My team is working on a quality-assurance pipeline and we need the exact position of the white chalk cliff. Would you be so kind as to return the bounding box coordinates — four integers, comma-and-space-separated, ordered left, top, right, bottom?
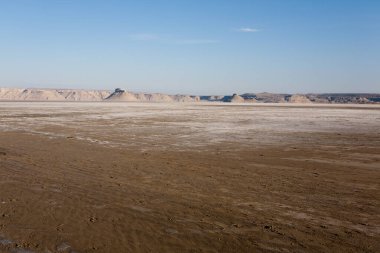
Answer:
0, 87, 379, 104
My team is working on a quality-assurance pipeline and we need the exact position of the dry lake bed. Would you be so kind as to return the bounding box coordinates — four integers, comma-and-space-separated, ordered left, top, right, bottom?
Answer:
0, 102, 379, 252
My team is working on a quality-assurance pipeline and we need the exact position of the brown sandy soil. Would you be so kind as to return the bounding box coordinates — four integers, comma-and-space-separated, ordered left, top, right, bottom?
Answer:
0, 103, 379, 253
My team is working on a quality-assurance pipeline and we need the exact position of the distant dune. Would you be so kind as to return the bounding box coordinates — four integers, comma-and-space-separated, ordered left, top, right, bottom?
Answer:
0, 87, 379, 104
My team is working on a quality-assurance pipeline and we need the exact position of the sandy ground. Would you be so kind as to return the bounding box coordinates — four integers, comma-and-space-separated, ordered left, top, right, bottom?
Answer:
0, 102, 379, 253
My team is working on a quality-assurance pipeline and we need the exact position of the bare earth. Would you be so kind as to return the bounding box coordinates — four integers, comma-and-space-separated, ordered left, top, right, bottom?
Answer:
0, 102, 379, 253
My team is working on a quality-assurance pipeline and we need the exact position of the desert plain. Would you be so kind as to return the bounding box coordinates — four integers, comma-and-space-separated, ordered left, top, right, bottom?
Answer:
0, 102, 379, 253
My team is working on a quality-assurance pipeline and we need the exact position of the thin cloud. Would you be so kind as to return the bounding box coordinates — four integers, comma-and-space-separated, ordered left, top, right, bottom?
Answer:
129, 33, 159, 41
238, 27, 260, 33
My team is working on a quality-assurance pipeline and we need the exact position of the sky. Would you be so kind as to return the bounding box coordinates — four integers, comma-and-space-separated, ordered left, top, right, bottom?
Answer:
0, 0, 379, 95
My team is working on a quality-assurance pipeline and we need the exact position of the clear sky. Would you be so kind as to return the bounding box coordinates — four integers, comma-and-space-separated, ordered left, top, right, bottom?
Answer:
0, 0, 379, 94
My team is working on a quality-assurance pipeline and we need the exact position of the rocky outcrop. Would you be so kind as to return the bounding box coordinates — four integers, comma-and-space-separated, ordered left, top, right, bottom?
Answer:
106, 89, 139, 101
1, 87, 379, 104
0, 88, 111, 101
173, 95, 200, 102
245, 98, 258, 103
106, 89, 200, 102
287, 94, 312, 103
60, 90, 110, 101
200, 95, 224, 102
145, 93, 173, 102
243, 92, 289, 103
229, 94, 245, 103
308, 94, 376, 104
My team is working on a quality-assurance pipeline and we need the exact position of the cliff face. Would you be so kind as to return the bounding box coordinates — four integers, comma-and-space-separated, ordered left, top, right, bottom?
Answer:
238, 92, 380, 104
105, 90, 139, 101
0, 88, 200, 102
0, 88, 379, 104
307, 94, 378, 104
105, 89, 200, 102
287, 94, 312, 103
0, 88, 111, 101
230, 94, 245, 103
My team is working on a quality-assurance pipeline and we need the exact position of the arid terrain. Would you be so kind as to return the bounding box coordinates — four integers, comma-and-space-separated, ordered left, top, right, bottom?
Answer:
1, 87, 380, 104
0, 102, 379, 253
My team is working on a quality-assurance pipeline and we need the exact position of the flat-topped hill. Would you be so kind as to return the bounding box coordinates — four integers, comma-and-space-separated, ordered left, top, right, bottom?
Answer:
0, 88, 379, 104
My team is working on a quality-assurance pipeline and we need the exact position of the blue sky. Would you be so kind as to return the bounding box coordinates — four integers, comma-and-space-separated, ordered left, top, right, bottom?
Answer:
0, 0, 379, 94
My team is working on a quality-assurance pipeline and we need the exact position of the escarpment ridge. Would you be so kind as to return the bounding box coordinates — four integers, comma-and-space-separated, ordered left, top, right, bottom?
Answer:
0, 88, 379, 104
